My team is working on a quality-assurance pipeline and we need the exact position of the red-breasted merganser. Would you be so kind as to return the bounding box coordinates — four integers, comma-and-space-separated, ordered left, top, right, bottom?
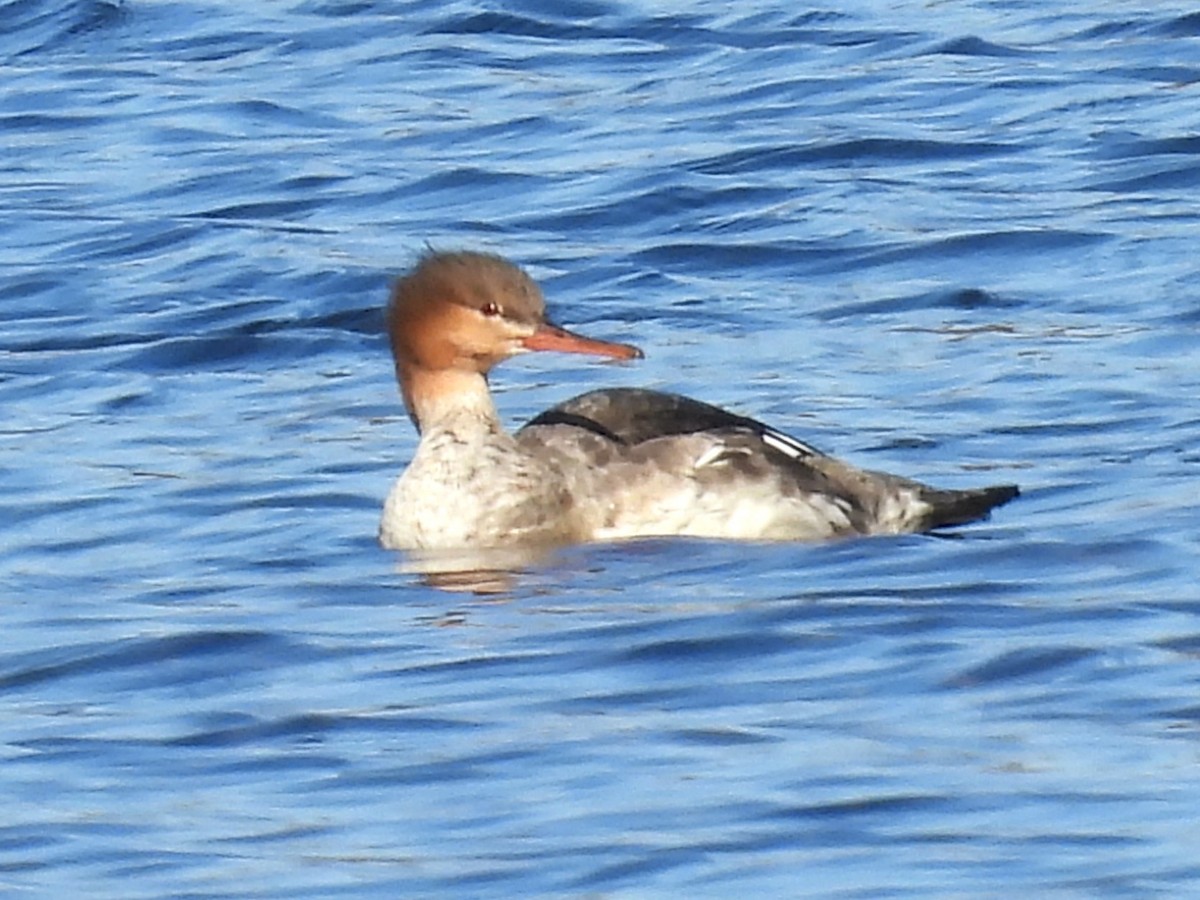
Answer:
379, 250, 1018, 550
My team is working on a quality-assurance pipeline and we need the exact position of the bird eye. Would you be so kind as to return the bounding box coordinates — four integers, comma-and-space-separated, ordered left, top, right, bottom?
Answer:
480, 301, 502, 317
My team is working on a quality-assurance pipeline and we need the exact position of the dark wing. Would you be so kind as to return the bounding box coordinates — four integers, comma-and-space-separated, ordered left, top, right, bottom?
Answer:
521, 388, 825, 460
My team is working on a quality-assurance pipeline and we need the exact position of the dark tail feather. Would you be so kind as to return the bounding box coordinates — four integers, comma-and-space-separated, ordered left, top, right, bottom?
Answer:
919, 484, 1020, 531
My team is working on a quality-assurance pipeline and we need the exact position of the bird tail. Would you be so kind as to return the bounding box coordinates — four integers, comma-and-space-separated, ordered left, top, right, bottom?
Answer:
918, 483, 1020, 531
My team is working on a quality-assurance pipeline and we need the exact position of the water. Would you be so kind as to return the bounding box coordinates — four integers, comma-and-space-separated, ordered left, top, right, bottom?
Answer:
3, 0, 1200, 895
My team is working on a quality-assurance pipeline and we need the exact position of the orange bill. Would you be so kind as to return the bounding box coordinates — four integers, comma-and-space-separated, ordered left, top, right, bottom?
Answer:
522, 321, 643, 360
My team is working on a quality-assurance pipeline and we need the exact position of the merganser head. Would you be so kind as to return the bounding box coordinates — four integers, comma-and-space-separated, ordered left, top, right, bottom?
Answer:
387, 251, 642, 376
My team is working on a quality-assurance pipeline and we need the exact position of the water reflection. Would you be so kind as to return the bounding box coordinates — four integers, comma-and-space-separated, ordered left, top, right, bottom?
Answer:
395, 545, 557, 594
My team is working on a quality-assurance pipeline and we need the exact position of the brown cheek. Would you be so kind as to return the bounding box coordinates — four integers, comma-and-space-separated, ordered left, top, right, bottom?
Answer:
391, 306, 451, 369
439, 305, 499, 368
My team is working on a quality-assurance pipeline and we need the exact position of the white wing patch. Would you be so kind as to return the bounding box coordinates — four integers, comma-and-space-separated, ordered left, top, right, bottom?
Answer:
694, 442, 751, 469
693, 427, 819, 470
760, 429, 820, 459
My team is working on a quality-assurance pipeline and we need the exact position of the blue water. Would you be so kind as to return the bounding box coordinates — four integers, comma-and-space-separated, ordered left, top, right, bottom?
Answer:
3, 0, 1200, 895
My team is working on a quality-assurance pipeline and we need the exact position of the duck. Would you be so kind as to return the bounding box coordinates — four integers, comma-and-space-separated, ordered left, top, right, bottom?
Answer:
379, 250, 1018, 551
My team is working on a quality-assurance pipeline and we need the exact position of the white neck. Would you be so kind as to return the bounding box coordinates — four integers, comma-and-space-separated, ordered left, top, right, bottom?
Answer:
399, 364, 500, 434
